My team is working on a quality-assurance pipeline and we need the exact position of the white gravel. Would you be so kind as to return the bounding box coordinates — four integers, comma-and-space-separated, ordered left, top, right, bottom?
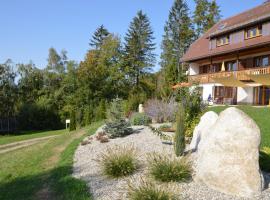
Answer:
73, 125, 270, 200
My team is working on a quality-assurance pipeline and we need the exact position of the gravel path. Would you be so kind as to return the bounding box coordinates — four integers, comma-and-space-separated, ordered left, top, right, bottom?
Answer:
73, 125, 270, 200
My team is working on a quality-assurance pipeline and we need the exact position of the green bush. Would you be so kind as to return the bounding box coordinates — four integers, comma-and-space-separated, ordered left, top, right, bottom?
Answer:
128, 180, 177, 200
69, 109, 76, 131
104, 98, 133, 138
104, 119, 133, 138
174, 104, 185, 156
148, 154, 191, 182
185, 116, 200, 138
130, 113, 151, 125
98, 146, 138, 178
259, 147, 270, 173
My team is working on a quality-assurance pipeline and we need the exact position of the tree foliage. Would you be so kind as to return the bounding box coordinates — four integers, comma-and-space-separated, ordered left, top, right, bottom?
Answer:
89, 25, 110, 49
193, 0, 221, 38
160, 0, 194, 97
123, 10, 156, 87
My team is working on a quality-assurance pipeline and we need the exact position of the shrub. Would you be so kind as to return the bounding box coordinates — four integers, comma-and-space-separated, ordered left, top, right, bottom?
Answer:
174, 104, 185, 156
69, 108, 76, 131
128, 180, 177, 200
104, 98, 133, 138
130, 113, 151, 125
185, 116, 200, 138
144, 97, 177, 123
98, 146, 138, 178
158, 124, 175, 132
177, 87, 206, 138
259, 147, 270, 173
96, 131, 109, 143
104, 119, 133, 138
148, 154, 191, 183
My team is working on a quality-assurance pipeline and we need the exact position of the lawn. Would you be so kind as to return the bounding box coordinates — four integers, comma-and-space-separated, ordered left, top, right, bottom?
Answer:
0, 129, 67, 145
0, 121, 103, 200
207, 106, 270, 148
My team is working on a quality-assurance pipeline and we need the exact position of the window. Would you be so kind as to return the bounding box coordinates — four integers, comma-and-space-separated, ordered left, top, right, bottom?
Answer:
217, 35, 230, 47
226, 61, 237, 71
262, 56, 269, 67
254, 56, 269, 67
199, 65, 210, 74
245, 25, 262, 39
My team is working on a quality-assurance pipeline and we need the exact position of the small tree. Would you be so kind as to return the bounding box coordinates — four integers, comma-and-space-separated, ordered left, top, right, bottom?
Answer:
174, 103, 185, 156
69, 108, 76, 131
103, 98, 133, 138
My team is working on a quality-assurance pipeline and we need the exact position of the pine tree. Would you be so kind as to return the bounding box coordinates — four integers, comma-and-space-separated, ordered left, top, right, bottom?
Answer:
193, 0, 209, 37
194, 0, 221, 38
206, 0, 221, 31
160, 0, 194, 93
123, 10, 156, 87
89, 25, 110, 49
174, 103, 185, 156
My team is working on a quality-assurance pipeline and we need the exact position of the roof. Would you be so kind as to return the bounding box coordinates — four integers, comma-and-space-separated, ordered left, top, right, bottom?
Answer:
182, 1, 270, 62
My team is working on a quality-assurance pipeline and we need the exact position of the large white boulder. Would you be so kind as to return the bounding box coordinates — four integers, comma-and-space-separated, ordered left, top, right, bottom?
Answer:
195, 107, 264, 198
189, 111, 218, 152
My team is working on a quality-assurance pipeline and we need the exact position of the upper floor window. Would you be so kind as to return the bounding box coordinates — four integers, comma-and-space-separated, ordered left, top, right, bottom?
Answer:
245, 25, 262, 39
254, 56, 269, 67
226, 61, 237, 71
216, 35, 230, 47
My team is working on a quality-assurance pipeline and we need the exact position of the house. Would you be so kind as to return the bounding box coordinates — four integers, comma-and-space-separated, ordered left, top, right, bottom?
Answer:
181, 1, 270, 105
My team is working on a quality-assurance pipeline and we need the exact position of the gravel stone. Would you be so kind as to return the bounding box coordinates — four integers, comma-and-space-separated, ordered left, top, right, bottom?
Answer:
73, 125, 270, 200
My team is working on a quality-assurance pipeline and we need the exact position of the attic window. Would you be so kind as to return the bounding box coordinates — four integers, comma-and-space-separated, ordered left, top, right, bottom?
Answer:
245, 25, 262, 39
216, 35, 230, 47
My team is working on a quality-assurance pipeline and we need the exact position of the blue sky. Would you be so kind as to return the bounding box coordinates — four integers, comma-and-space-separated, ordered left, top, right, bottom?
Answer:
0, 0, 266, 70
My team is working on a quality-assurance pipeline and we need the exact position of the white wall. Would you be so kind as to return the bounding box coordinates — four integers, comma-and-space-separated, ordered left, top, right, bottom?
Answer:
189, 63, 199, 75
237, 87, 254, 104
201, 83, 214, 101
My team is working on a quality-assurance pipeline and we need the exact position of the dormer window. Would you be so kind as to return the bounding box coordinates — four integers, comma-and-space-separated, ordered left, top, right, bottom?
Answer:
245, 25, 262, 39
216, 35, 230, 47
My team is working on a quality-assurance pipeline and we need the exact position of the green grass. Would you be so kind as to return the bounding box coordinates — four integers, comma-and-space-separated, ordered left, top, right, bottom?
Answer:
0, 129, 67, 145
207, 106, 270, 147
0, 121, 103, 200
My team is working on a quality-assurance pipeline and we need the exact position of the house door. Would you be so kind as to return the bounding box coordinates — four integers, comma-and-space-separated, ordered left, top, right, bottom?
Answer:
213, 86, 237, 105
254, 86, 270, 105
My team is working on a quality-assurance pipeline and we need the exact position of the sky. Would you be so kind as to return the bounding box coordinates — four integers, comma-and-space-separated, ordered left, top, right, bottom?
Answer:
0, 0, 266, 71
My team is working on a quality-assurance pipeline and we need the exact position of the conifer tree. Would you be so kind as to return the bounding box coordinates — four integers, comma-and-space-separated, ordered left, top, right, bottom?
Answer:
174, 103, 185, 156
160, 0, 194, 94
206, 0, 221, 31
123, 10, 156, 87
194, 0, 221, 38
89, 25, 110, 49
193, 0, 209, 37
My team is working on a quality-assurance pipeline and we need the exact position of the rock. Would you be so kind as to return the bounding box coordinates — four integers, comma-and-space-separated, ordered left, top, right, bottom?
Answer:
189, 111, 218, 152
195, 107, 264, 198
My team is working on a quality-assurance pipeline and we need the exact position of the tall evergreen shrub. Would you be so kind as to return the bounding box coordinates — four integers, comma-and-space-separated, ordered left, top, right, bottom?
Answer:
174, 103, 185, 156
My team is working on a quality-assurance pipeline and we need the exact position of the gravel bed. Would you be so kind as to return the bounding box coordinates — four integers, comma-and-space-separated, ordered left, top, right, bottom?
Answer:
73, 125, 270, 200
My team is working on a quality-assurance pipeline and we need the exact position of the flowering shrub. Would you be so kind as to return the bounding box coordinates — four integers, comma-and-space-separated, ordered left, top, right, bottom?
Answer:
130, 113, 151, 125
144, 97, 177, 123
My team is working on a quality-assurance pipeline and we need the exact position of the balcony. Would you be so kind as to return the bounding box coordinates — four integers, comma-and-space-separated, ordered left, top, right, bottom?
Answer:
188, 66, 270, 84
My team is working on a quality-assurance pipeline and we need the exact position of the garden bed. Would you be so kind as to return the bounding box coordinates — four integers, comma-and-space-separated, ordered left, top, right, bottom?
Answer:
73, 125, 270, 200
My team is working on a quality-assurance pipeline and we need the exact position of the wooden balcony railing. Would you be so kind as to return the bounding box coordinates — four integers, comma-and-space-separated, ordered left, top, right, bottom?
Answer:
188, 66, 270, 84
